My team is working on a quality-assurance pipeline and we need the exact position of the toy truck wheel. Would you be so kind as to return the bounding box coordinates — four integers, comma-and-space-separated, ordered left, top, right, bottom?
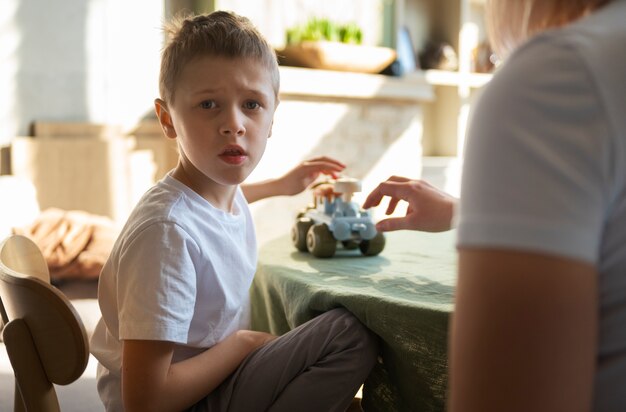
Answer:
292, 218, 314, 252
359, 232, 386, 256
306, 223, 336, 258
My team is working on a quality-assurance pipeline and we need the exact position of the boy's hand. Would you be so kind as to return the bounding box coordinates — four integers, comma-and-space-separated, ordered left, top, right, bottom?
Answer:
363, 175, 457, 233
277, 156, 346, 196
235, 330, 278, 351
242, 156, 345, 203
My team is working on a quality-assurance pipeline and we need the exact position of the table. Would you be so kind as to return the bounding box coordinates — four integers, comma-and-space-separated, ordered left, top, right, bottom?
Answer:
250, 230, 457, 412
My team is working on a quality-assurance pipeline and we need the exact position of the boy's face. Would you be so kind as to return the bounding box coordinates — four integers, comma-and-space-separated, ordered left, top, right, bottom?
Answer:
161, 55, 277, 191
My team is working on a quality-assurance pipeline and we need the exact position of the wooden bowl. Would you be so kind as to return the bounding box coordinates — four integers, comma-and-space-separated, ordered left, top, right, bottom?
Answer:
277, 41, 397, 74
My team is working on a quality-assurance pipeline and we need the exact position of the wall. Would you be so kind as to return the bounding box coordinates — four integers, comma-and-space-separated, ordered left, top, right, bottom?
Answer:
0, 0, 163, 145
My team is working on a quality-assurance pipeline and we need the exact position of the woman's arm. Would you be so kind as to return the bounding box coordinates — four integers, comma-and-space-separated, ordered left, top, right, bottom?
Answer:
448, 248, 597, 412
122, 330, 276, 412
242, 156, 345, 203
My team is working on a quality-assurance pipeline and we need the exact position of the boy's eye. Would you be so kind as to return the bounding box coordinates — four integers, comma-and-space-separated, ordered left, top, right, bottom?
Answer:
200, 100, 215, 109
244, 101, 260, 110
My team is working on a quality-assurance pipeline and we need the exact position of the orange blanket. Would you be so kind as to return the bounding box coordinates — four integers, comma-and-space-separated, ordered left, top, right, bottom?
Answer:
13, 208, 118, 281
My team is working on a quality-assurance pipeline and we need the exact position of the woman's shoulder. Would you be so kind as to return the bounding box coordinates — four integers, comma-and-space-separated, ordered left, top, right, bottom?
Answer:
481, 4, 625, 145
475, 24, 606, 129
498, 1, 626, 90
466, 19, 615, 170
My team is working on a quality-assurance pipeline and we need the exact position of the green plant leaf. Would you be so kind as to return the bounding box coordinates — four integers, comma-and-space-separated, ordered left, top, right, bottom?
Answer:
285, 18, 363, 45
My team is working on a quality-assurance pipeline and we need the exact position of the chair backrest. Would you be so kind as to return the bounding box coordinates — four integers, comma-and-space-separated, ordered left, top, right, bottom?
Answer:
0, 235, 89, 412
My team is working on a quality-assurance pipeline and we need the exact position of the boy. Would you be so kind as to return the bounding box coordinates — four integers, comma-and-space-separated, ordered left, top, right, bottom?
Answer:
89, 10, 379, 412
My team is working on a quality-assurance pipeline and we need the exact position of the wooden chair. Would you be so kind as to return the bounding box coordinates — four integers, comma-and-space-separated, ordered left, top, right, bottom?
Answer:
0, 234, 89, 412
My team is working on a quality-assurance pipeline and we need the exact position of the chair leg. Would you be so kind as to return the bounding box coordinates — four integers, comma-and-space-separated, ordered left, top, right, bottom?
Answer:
3, 319, 60, 412
14, 382, 25, 412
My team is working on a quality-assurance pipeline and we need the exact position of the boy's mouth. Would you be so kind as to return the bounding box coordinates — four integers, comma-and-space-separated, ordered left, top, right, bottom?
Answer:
219, 145, 247, 165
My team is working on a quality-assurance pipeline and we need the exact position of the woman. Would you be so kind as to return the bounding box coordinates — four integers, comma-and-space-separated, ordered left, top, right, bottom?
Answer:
364, 0, 626, 410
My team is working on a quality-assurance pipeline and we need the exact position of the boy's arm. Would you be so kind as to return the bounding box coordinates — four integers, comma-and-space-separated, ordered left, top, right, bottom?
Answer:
242, 156, 345, 203
122, 330, 276, 412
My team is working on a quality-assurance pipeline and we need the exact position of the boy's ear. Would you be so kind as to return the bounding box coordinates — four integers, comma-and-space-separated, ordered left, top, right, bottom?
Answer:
154, 98, 177, 139
267, 98, 279, 139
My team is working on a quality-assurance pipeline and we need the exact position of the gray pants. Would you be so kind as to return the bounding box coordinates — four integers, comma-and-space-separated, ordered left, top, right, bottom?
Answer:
189, 308, 379, 412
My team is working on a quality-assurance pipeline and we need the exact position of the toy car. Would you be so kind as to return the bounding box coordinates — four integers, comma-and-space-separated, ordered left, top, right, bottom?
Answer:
291, 177, 385, 258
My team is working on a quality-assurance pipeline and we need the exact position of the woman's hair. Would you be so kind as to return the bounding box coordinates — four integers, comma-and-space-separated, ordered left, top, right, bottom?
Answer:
158, 11, 279, 104
486, 0, 613, 57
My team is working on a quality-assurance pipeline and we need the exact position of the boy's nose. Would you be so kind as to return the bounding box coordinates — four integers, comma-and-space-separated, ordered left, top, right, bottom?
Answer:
219, 109, 246, 136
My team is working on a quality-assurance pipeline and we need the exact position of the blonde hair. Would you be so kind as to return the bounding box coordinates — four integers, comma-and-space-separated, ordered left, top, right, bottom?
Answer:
159, 11, 279, 104
486, 0, 612, 57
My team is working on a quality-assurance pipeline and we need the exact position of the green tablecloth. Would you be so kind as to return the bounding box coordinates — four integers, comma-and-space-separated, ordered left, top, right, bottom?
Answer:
250, 230, 457, 412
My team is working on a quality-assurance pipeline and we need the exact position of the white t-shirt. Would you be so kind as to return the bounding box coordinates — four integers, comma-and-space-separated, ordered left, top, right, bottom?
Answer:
458, 1, 626, 409
90, 174, 257, 411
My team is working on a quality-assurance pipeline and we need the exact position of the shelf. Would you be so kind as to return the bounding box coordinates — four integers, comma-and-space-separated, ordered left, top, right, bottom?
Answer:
278, 66, 435, 103
405, 69, 492, 88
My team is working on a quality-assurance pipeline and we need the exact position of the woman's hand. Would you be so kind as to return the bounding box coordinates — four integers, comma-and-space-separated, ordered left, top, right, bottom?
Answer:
363, 175, 457, 232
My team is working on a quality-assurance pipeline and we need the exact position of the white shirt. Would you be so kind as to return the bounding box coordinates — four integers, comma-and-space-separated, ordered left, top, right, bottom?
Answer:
458, 1, 626, 409
90, 174, 257, 411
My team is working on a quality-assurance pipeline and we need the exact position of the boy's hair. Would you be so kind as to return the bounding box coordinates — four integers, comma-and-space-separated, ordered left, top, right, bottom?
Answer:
486, 0, 612, 57
159, 10, 279, 104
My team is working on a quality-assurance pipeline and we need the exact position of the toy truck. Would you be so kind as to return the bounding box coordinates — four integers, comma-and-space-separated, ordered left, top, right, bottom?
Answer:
291, 177, 385, 258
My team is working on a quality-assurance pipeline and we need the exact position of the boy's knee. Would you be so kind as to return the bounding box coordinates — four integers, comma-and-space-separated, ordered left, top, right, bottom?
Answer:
325, 308, 380, 355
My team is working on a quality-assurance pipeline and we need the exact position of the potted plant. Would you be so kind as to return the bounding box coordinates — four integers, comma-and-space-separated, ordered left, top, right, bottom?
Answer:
277, 18, 396, 74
